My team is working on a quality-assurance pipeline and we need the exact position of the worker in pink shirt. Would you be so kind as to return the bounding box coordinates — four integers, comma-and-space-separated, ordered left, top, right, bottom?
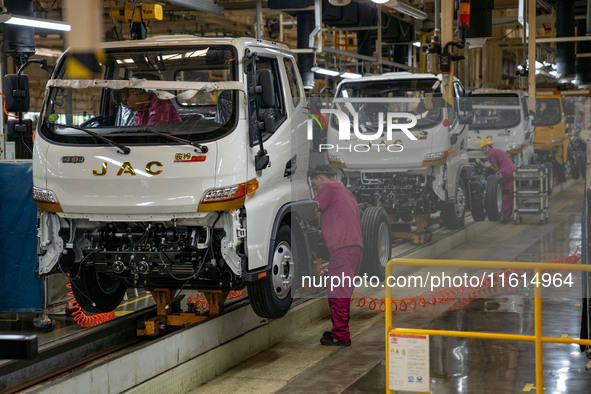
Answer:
310, 165, 364, 346
119, 88, 181, 126
478, 138, 516, 223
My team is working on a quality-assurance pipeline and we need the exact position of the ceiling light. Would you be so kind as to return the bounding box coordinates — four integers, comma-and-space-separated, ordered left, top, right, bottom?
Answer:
341, 72, 362, 79
413, 41, 421, 47
312, 66, 340, 76
0, 14, 71, 31
380, 0, 428, 20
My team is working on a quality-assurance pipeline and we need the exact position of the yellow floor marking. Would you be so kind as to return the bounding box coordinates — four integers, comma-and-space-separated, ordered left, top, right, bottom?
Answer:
576, 303, 581, 307
116, 294, 152, 309
114, 310, 134, 317
560, 333, 578, 339
523, 383, 545, 391
550, 195, 580, 215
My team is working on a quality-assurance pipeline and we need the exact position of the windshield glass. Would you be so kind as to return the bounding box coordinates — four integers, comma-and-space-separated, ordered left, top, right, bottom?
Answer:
332, 78, 444, 132
39, 46, 239, 145
534, 97, 561, 127
470, 94, 521, 129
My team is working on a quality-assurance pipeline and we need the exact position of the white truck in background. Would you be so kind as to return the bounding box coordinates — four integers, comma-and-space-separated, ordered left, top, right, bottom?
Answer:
26, 36, 316, 320
323, 72, 490, 277
465, 89, 535, 221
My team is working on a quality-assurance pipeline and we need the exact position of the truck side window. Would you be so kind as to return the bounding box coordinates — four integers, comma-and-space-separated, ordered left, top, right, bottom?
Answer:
248, 55, 286, 145
283, 57, 301, 107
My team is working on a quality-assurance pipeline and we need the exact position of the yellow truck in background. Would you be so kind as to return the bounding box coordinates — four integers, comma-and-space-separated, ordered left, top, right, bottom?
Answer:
533, 90, 590, 183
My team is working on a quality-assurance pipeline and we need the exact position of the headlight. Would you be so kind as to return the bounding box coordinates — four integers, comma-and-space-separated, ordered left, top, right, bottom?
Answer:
551, 138, 564, 143
198, 179, 258, 212
32, 186, 63, 212
327, 154, 346, 168
422, 150, 452, 166
507, 143, 526, 155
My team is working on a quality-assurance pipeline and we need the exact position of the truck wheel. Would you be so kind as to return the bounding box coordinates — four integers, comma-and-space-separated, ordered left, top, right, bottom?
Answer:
572, 158, 581, 180
247, 225, 294, 319
556, 162, 567, 183
360, 207, 391, 280
485, 174, 502, 222
471, 188, 486, 222
543, 161, 553, 195
70, 263, 127, 313
442, 181, 466, 229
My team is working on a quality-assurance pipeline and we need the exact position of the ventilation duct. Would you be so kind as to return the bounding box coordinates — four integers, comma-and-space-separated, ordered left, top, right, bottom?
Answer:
297, 12, 315, 90
555, 0, 576, 80
576, 19, 591, 86
3, 0, 35, 66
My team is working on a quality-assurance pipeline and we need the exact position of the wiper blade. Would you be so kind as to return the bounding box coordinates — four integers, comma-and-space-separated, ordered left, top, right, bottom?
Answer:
137, 128, 208, 153
49, 122, 130, 155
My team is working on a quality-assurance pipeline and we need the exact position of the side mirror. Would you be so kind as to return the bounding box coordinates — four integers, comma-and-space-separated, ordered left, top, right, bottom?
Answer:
7, 118, 33, 136
257, 70, 275, 108
459, 114, 472, 125
4, 74, 30, 112
458, 97, 473, 112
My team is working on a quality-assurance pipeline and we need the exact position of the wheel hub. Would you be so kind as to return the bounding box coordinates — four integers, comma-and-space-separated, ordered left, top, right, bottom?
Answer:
271, 241, 294, 299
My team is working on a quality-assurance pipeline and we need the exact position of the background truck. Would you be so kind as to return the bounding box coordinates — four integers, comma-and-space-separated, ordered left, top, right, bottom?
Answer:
321, 72, 482, 277
465, 89, 534, 221
532, 90, 591, 184
28, 36, 316, 321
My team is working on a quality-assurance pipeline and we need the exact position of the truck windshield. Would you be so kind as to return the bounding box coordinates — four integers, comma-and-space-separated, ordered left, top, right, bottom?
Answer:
470, 94, 521, 129
533, 97, 562, 127
39, 46, 239, 145
332, 78, 444, 132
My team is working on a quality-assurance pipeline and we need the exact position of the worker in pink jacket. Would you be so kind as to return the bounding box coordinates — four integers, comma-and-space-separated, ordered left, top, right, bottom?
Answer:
310, 165, 364, 346
478, 138, 516, 223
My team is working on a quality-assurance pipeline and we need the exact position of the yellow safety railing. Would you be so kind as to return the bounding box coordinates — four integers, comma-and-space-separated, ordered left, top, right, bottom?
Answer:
385, 258, 591, 394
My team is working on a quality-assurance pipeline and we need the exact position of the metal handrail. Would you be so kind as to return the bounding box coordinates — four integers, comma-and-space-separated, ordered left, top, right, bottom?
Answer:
385, 258, 591, 394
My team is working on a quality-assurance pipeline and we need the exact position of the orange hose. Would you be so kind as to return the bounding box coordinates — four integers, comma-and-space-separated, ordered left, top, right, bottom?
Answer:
64, 277, 115, 328
352, 246, 581, 314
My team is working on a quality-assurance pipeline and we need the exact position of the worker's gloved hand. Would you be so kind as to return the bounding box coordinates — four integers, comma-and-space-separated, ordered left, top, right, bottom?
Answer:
478, 159, 491, 168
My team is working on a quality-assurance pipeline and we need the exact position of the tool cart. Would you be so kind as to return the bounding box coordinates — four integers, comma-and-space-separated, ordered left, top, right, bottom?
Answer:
512, 165, 550, 224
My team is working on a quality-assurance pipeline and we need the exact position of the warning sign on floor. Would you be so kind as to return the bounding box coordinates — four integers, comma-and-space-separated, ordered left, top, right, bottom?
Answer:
388, 332, 430, 392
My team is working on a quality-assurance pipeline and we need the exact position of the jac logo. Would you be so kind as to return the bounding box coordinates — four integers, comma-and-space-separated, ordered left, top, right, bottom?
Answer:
92, 161, 163, 176
306, 108, 418, 141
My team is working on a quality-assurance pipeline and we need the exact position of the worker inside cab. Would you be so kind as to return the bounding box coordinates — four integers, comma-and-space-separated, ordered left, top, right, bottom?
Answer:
116, 74, 181, 126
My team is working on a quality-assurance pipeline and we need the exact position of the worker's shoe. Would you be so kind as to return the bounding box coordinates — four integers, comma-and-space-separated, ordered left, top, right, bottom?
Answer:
320, 333, 351, 346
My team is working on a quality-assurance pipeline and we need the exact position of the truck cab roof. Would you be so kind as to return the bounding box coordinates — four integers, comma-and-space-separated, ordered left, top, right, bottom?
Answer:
99, 35, 292, 55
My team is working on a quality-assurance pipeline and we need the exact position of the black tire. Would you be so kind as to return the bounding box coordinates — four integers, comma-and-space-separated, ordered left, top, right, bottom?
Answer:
442, 181, 467, 229
70, 262, 127, 313
581, 157, 587, 180
485, 174, 503, 222
556, 161, 567, 183
471, 183, 487, 222
247, 225, 294, 319
360, 207, 391, 280
573, 158, 581, 180
543, 161, 553, 196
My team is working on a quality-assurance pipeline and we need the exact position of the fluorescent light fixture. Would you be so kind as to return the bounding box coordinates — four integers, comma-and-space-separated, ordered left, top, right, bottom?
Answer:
549, 70, 558, 77
312, 66, 340, 76
535, 60, 543, 69
413, 41, 421, 47
381, 0, 428, 20
341, 72, 362, 79
371, 0, 390, 3
0, 14, 71, 31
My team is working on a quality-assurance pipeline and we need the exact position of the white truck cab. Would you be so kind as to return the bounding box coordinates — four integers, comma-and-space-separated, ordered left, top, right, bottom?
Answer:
323, 72, 472, 275
32, 36, 315, 318
466, 89, 534, 167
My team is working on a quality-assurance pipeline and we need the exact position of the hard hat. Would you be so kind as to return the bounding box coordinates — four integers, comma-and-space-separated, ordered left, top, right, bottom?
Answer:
479, 138, 493, 149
